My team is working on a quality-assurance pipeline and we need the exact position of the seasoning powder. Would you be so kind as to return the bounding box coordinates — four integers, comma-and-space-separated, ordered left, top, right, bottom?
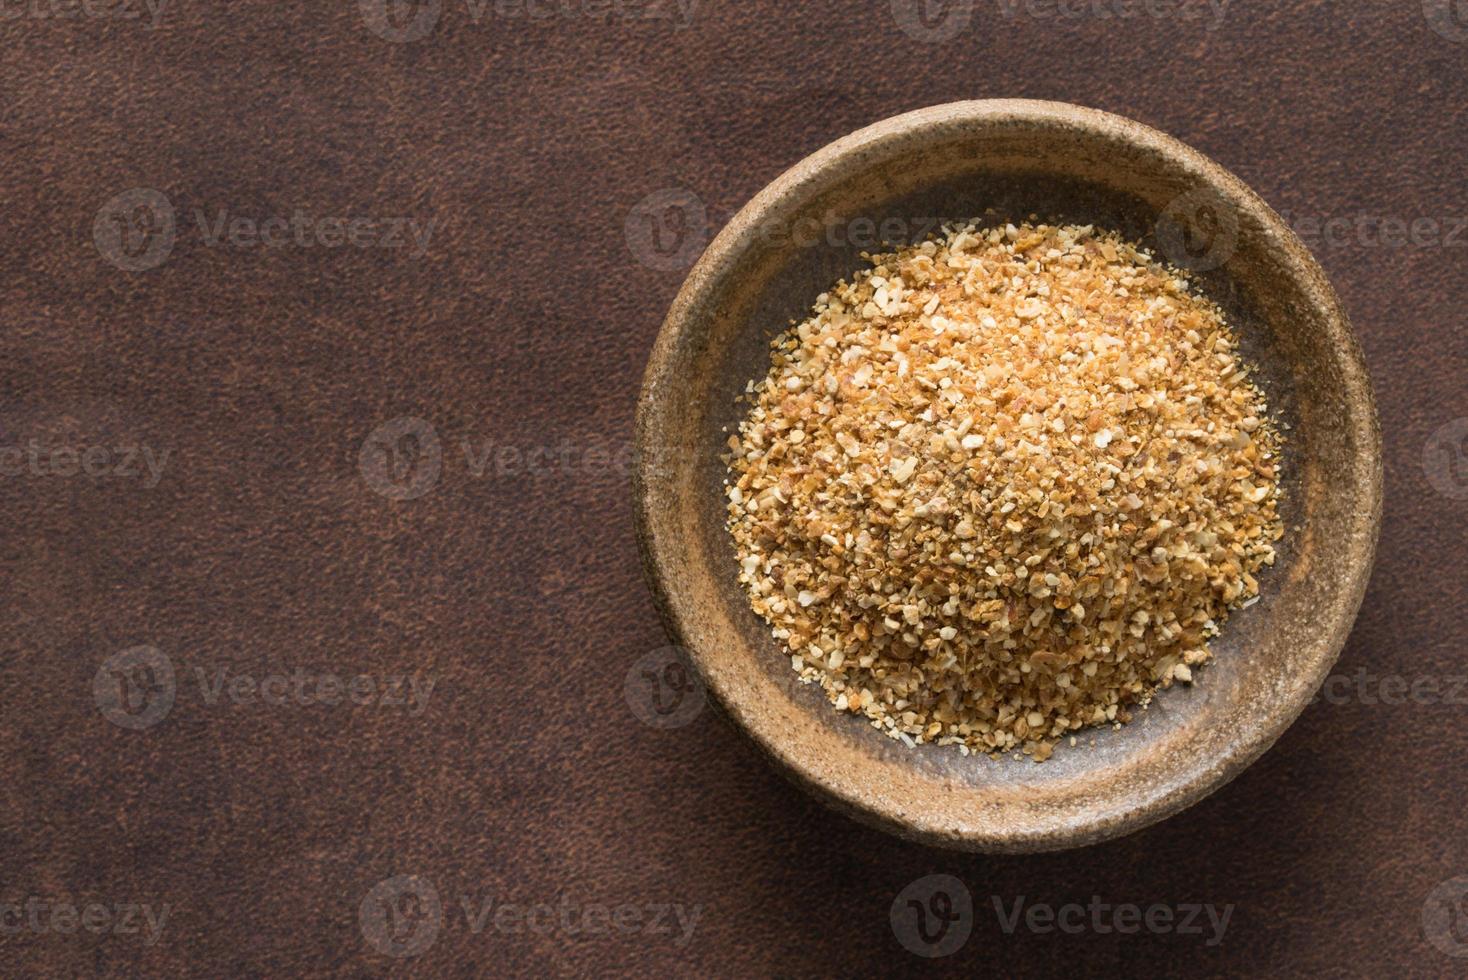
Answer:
724, 221, 1282, 761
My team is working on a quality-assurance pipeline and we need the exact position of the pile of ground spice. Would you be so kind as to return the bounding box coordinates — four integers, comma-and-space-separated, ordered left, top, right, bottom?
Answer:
724, 220, 1283, 760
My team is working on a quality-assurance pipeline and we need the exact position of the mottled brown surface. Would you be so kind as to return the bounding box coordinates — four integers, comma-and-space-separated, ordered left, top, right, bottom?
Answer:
0, 1, 1463, 977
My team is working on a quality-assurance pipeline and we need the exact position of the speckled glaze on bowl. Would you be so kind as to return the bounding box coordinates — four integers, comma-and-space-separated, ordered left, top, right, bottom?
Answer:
634, 100, 1381, 853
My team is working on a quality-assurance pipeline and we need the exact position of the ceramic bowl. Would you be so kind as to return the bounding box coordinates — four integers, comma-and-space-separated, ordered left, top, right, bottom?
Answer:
633, 100, 1381, 852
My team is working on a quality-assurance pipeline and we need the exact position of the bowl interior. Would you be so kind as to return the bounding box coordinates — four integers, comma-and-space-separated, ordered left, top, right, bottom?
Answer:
636, 102, 1379, 851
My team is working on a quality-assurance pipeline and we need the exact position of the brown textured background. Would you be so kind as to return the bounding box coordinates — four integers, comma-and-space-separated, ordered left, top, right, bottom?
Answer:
0, 1, 1464, 976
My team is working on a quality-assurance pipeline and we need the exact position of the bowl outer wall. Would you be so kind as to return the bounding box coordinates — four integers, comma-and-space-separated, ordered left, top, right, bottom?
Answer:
633, 99, 1382, 852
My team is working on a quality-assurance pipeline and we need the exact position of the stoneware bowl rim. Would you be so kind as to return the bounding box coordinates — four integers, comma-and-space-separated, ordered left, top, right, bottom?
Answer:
634, 98, 1382, 852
